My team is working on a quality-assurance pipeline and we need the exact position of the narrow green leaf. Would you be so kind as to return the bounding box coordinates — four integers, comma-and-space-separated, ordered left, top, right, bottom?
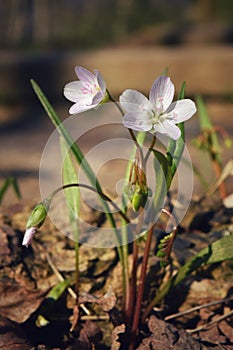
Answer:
47, 279, 71, 300
0, 178, 11, 203
36, 279, 71, 326
153, 150, 172, 190
12, 177, 22, 199
0, 176, 21, 204
60, 136, 80, 221
202, 234, 233, 264
153, 150, 172, 214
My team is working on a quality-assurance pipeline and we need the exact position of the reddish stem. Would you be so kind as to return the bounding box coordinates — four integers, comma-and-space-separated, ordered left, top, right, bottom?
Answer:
128, 224, 154, 350
125, 241, 139, 325
125, 209, 144, 325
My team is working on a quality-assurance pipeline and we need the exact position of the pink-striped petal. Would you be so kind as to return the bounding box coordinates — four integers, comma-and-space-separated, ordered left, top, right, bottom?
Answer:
149, 76, 174, 112
64, 81, 91, 102
75, 66, 96, 83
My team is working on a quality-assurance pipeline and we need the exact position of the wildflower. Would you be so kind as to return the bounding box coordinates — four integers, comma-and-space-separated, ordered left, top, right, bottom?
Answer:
64, 66, 108, 114
22, 200, 50, 247
119, 76, 196, 140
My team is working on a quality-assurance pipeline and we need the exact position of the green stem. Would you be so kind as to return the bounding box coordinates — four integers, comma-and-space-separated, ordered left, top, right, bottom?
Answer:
144, 135, 156, 163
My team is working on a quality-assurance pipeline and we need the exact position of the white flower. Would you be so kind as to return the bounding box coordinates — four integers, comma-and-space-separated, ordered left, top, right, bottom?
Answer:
119, 76, 197, 140
64, 66, 107, 114
22, 227, 37, 247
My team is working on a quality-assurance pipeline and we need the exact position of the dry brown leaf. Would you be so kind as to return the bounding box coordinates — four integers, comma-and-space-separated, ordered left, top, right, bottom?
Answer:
136, 315, 208, 350
0, 277, 49, 323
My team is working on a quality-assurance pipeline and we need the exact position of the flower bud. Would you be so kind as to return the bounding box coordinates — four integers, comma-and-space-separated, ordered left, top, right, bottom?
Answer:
126, 148, 149, 212
22, 227, 38, 248
131, 185, 148, 212
22, 200, 50, 247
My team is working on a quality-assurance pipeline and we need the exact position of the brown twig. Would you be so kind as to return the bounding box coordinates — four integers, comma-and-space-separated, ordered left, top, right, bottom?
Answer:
165, 296, 233, 321
187, 309, 233, 334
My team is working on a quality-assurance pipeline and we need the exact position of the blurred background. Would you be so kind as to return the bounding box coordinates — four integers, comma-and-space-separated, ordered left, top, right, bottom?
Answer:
0, 0, 233, 203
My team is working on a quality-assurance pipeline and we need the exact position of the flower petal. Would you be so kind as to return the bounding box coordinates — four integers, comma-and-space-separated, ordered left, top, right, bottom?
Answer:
92, 90, 104, 105
120, 89, 150, 113
149, 76, 174, 112
166, 99, 197, 123
123, 112, 152, 131
95, 70, 106, 93
69, 102, 97, 114
22, 227, 37, 247
75, 66, 96, 83
161, 120, 181, 140
64, 81, 89, 102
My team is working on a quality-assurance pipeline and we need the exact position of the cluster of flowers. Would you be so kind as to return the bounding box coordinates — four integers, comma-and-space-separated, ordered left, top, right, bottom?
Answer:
64, 66, 196, 140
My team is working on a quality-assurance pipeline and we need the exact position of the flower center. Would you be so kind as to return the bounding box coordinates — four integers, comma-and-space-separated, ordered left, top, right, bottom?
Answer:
81, 82, 100, 96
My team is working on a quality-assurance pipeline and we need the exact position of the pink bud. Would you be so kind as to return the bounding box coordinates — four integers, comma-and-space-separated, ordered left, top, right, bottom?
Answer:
22, 227, 37, 248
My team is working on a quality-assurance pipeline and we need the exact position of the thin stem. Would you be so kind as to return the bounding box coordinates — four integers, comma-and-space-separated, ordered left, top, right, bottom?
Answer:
108, 93, 125, 117
144, 135, 156, 163
125, 209, 144, 326
128, 223, 155, 350
109, 92, 141, 312
51, 183, 131, 225
120, 146, 143, 315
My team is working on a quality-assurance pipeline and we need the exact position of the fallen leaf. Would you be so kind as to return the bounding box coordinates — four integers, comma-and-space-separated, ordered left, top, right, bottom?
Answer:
0, 277, 49, 323
136, 315, 208, 349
